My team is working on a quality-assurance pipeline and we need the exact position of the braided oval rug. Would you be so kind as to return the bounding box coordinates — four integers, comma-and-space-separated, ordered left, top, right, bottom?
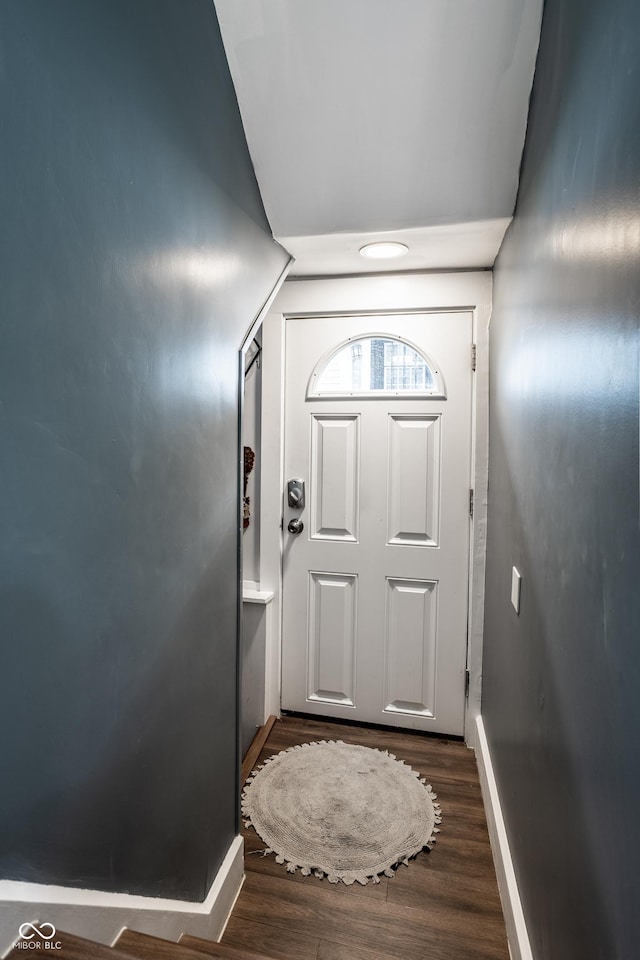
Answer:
241, 739, 441, 885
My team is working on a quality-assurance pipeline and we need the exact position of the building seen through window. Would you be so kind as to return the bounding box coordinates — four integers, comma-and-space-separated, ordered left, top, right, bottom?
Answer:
314, 336, 437, 394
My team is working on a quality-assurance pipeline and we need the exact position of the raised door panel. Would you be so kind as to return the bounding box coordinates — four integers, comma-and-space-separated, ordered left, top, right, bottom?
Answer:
383, 578, 438, 718
307, 571, 357, 707
387, 415, 441, 546
310, 415, 360, 541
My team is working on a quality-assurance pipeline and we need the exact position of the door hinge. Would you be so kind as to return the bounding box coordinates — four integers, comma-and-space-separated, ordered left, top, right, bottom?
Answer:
471, 343, 477, 371
465, 669, 470, 698
469, 489, 474, 519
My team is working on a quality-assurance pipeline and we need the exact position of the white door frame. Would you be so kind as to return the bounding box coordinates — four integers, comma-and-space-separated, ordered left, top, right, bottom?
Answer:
257, 272, 492, 746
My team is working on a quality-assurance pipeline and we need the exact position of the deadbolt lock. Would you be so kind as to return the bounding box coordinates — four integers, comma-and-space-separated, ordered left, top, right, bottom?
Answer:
287, 478, 305, 509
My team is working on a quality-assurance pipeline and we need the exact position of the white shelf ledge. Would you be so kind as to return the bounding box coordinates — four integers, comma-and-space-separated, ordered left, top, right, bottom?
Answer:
242, 582, 274, 604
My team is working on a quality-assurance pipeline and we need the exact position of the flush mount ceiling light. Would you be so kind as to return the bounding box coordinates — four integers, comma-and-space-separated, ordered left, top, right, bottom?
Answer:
359, 241, 409, 259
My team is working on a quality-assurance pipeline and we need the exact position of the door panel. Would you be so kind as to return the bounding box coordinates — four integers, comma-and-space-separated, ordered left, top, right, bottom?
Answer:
282, 312, 472, 735
310, 415, 360, 540
387, 414, 441, 546
383, 577, 438, 718
308, 571, 357, 706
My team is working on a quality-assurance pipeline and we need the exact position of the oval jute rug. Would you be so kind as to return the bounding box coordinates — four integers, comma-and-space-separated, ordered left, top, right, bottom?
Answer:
241, 739, 442, 885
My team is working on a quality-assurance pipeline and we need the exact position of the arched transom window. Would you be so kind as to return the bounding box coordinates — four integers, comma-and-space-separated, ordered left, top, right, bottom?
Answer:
307, 334, 446, 399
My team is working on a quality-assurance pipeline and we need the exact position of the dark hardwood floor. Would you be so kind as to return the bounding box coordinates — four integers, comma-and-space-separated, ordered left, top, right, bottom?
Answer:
225, 716, 509, 960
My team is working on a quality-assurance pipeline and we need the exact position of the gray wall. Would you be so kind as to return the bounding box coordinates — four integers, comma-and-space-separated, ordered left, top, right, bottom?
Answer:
0, 0, 288, 901
483, 0, 640, 957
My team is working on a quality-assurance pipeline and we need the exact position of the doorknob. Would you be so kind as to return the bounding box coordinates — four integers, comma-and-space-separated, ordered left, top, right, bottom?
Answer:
287, 518, 304, 535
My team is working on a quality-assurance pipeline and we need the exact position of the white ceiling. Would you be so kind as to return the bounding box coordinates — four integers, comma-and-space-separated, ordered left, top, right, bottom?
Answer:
214, 0, 543, 276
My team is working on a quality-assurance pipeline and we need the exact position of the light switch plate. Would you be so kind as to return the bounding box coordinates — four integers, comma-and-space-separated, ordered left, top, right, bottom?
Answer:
511, 566, 522, 614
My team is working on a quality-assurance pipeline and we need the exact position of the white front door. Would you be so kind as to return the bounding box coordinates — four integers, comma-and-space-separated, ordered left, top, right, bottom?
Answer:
281, 312, 472, 735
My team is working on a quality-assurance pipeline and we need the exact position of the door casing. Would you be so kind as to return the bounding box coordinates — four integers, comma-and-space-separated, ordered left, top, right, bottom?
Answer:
257, 272, 492, 746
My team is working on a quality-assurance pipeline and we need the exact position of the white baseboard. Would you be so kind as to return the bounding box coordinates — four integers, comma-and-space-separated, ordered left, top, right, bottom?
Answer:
475, 716, 533, 960
0, 835, 244, 958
